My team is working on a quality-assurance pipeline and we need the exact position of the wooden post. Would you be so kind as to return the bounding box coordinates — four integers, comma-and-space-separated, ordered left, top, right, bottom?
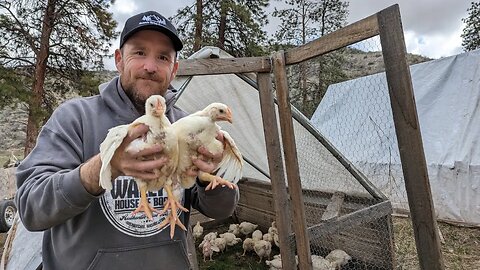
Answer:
271, 51, 312, 270
377, 5, 445, 269
257, 72, 296, 270
186, 226, 199, 270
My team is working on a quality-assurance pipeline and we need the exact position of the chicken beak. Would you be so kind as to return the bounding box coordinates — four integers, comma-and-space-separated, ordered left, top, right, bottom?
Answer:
225, 108, 233, 123
155, 99, 164, 116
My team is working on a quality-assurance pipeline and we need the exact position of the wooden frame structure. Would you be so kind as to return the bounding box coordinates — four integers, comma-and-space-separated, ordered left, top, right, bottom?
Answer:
179, 4, 444, 270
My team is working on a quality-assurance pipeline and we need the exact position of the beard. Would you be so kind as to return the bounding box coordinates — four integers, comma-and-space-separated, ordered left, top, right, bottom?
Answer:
121, 72, 165, 115
124, 88, 147, 115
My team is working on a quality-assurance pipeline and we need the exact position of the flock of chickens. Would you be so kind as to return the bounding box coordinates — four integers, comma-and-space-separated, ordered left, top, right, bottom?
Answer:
99, 95, 243, 238
193, 221, 352, 270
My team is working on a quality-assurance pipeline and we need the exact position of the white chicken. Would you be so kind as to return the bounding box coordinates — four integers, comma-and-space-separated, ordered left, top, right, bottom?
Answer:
158, 103, 243, 238
219, 232, 242, 248
160, 103, 243, 238
228, 223, 241, 236
212, 237, 227, 253
239, 221, 258, 236
99, 95, 180, 222
199, 232, 218, 249
171, 102, 243, 190
193, 221, 204, 240
263, 232, 274, 243
312, 255, 335, 270
202, 239, 219, 262
254, 240, 272, 263
242, 237, 255, 256
265, 254, 300, 270
268, 221, 278, 235
325, 249, 351, 269
265, 256, 283, 270
252, 229, 263, 241
203, 232, 218, 242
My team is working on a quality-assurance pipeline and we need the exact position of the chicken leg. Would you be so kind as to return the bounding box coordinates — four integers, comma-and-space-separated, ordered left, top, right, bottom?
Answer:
198, 171, 237, 191
158, 181, 189, 238
131, 186, 162, 221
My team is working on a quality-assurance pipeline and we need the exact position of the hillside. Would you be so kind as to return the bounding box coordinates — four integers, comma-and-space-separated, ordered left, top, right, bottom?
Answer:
0, 50, 430, 163
0, 70, 118, 165
343, 47, 431, 79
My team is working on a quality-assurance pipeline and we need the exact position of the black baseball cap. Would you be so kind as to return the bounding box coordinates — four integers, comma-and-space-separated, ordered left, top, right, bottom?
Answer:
119, 11, 183, 51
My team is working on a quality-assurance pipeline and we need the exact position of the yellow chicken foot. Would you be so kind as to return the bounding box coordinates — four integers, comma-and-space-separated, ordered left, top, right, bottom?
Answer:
159, 183, 189, 216
198, 171, 237, 191
131, 186, 162, 221
158, 209, 187, 239
158, 184, 189, 238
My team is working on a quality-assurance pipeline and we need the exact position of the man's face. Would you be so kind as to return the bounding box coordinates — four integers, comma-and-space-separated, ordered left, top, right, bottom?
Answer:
114, 30, 179, 114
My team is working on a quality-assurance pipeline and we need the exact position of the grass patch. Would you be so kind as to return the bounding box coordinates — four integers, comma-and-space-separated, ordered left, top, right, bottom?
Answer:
0, 149, 23, 168
393, 216, 480, 269
197, 244, 270, 270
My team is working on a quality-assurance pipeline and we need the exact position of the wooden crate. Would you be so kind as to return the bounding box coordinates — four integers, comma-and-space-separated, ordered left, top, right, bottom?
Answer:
235, 178, 395, 269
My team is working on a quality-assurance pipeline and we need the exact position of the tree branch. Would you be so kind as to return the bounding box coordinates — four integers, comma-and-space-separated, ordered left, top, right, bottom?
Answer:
0, 1, 39, 55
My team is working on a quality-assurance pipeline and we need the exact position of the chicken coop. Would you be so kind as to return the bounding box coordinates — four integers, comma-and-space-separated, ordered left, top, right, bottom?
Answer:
174, 4, 443, 270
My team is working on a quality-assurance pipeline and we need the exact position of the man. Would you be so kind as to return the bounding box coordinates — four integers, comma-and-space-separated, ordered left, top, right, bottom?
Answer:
15, 11, 238, 270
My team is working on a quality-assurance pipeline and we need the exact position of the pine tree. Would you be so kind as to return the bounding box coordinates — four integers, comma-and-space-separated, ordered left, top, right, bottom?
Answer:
272, 0, 348, 118
461, 1, 480, 51
0, 65, 29, 108
0, 0, 118, 155
171, 0, 269, 57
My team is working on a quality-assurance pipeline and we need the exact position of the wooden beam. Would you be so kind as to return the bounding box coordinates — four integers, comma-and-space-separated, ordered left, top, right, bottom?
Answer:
305, 200, 392, 241
186, 226, 199, 270
177, 57, 271, 76
257, 72, 297, 270
272, 51, 312, 270
285, 13, 380, 65
377, 4, 445, 269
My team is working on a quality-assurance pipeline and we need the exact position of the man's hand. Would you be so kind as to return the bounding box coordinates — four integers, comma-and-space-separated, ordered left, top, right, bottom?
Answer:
80, 154, 104, 195
110, 124, 170, 180
187, 132, 224, 179
80, 124, 169, 195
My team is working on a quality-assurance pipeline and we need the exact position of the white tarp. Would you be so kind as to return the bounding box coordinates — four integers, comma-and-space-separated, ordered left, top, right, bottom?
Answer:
172, 46, 374, 197
311, 49, 480, 226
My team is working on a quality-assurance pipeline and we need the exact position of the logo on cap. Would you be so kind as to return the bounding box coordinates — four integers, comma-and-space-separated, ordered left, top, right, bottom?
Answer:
140, 14, 167, 27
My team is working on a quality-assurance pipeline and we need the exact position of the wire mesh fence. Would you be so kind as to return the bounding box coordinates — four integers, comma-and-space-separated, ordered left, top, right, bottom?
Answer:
280, 36, 420, 269
308, 37, 410, 213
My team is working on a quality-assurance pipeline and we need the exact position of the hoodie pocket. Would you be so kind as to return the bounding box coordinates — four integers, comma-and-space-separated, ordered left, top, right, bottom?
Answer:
86, 240, 190, 270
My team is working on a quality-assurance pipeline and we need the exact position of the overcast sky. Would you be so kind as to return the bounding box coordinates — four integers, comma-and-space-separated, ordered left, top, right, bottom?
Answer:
105, 0, 472, 70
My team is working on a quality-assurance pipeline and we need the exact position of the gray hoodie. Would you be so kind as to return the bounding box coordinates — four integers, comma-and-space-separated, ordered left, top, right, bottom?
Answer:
15, 77, 239, 270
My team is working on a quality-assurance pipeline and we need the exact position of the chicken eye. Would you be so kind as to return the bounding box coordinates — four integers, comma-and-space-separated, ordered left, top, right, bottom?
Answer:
219, 109, 224, 113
